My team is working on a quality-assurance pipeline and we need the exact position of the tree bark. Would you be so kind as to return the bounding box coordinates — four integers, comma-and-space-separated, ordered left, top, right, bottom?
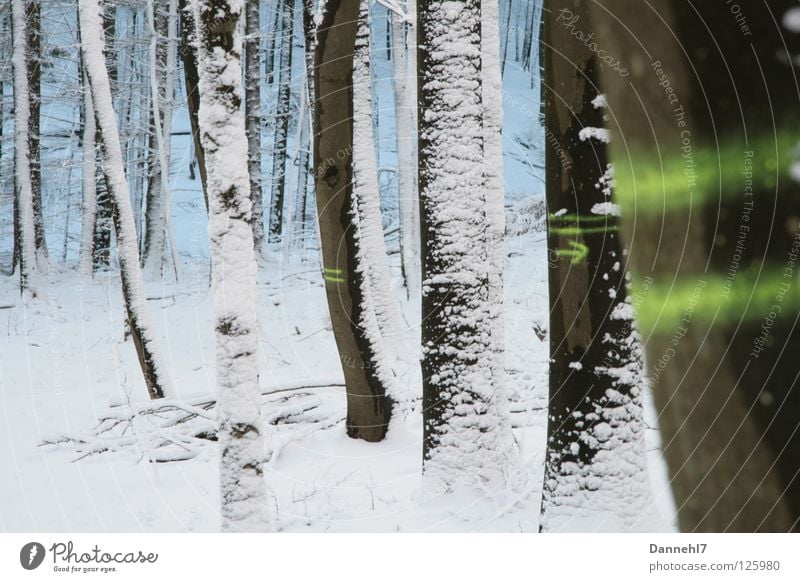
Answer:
11, 0, 40, 296
590, 0, 800, 532
179, 0, 208, 209
27, 0, 46, 262
538, 0, 654, 532
192, 0, 267, 530
313, 0, 395, 442
417, 0, 512, 489
267, 0, 294, 243
245, 0, 264, 256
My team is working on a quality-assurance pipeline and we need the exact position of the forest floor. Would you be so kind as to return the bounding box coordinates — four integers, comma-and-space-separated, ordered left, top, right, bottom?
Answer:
0, 193, 677, 531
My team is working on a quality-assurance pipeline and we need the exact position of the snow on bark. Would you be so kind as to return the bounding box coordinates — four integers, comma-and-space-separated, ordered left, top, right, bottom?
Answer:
11, 0, 40, 297
245, 0, 264, 257
191, 0, 268, 531
352, 0, 409, 411
79, 67, 97, 277
79, 0, 173, 400
418, 0, 513, 491
391, 2, 420, 301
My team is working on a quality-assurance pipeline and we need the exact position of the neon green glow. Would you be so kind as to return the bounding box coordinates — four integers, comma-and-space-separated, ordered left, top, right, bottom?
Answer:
556, 241, 590, 264
548, 214, 613, 224
613, 131, 795, 216
634, 268, 799, 335
550, 225, 619, 236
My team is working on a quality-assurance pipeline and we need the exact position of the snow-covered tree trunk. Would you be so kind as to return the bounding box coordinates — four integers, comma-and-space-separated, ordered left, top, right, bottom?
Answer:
245, 0, 264, 256
267, 0, 294, 243
142, 0, 178, 279
191, 0, 268, 530
314, 0, 396, 442
27, 0, 47, 264
79, 0, 173, 401
91, 5, 116, 271
79, 66, 98, 277
391, 2, 420, 301
417, 0, 513, 490
11, 0, 40, 296
538, 0, 654, 532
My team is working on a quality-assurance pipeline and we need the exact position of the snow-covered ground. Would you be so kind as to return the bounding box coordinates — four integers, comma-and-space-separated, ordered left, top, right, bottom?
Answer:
0, 189, 675, 531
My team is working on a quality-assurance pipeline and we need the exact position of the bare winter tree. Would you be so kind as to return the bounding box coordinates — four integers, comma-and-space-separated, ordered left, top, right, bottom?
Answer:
267, 0, 295, 243
538, 0, 654, 532
417, 0, 513, 489
191, 0, 268, 530
245, 0, 263, 255
79, 0, 173, 401
590, 0, 800, 531
11, 0, 42, 296
313, 0, 400, 442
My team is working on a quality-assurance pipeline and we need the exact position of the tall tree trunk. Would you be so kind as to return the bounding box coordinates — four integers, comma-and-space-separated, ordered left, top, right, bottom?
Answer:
179, 0, 208, 209
245, 0, 264, 256
391, 3, 420, 301
92, 5, 116, 271
417, 0, 512, 489
191, 0, 267, 530
27, 0, 46, 263
79, 0, 172, 401
267, 0, 294, 243
142, 0, 178, 279
314, 0, 395, 442
11, 0, 40, 296
590, 0, 800, 531
538, 0, 654, 532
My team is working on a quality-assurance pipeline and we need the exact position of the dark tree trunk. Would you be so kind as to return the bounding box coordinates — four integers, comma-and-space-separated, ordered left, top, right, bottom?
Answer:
267, 0, 294, 243
416, 0, 511, 485
590, 0, 800, 531
245, 0, 264, 254
539, 0, 652, 532
27, 0, 46, 260
179, 0, 208, 210
313, 0, 393, 442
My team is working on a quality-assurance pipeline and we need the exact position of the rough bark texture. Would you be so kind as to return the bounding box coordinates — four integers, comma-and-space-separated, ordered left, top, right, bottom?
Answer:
417, 0, 512, 489
313, 0, 394, 442
539, 0, 654, 532
11, 0, 39, 296
192, 0, 267, 530
590, 0, 800, 531
245, 0, 264, 255
268, 0, 294, 243
27, 0, 47, 261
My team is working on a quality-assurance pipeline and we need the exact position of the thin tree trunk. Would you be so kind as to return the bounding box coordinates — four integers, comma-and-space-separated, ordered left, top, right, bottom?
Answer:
92, 5, 116, 271
27, 0, 46, 263
267, 0, 294, 243
79, 0, 173, 401
191, 0, 267, 531
245, 0, 264, 256
11, 0, 39, 296
417, 0, 512, 489
590, 0, 800, 531
179, 0, 208, 209
538, 0, 654, 532
314, 0, 395, 442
